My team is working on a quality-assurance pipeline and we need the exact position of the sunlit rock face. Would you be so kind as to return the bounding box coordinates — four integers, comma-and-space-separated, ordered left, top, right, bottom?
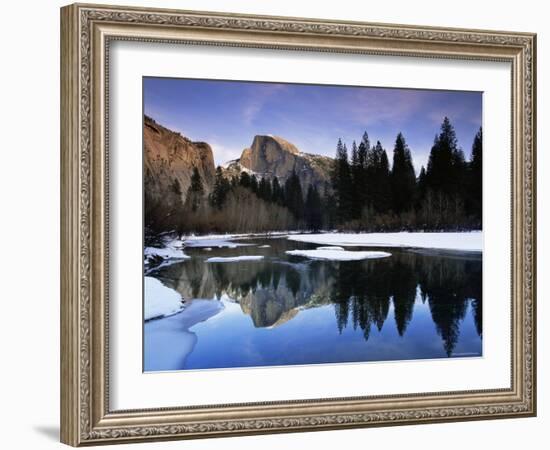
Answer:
144, 115, 216, 205
236, 135, 334, 191
144, 116, 334, 207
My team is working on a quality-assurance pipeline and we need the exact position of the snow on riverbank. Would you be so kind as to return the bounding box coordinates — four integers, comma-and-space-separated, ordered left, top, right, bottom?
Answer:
145, 238, 190, 260
206, 256, 265, 263
182, 231, 298, 241
286, 248, 391, 261
144, 246, 189, 259
182, 234, 265, 248
144, 277, 184, 321
181, 231, 302, 247
184, 238, 252, 249
288, 232, 482, 252
144, 299, 224, 371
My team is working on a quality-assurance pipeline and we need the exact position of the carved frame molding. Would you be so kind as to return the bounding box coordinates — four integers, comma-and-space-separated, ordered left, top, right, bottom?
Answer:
60, 3, 536, 446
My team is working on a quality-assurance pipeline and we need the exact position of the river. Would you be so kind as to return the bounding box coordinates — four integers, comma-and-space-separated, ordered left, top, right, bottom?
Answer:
144, 236, 482, 371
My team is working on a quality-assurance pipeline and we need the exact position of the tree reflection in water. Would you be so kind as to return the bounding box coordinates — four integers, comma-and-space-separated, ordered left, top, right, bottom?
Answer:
150, 245, 482, 357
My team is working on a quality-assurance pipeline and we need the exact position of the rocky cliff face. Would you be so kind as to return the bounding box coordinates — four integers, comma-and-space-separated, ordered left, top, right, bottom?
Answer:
144, 115, 216, 204
144, 117, 334, 212
228, 135, 334, 190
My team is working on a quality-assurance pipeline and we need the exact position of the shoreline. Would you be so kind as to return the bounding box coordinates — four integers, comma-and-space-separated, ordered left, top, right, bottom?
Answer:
170, 230, 484, 253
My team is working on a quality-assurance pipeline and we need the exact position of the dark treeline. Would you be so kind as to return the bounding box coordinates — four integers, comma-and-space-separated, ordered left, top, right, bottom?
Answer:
163, 164, 328, 235
209, 167, 327, 232
145, 116, 482, 238
331, 117, 482, 231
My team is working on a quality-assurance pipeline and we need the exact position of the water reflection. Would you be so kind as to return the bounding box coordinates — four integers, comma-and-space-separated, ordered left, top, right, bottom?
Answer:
149, 241, 482, 360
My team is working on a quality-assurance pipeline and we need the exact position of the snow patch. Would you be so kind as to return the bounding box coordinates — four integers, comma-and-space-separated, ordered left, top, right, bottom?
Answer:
286, 249, 391, 261
206, 256, 265, 263
143, 299, 224, 371
144, 277, 184, 321
144, 239, 190, 260
183, 237, 252, 248
288, 232, 482, 252
221, 160, 258, 175
181, 231, 299, 241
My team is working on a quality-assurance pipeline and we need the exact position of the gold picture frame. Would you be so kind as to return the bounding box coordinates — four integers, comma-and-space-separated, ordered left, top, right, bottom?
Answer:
60, 3, 536, 446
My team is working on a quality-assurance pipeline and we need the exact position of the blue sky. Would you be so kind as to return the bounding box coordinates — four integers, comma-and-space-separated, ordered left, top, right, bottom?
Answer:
144, 77, 482, 173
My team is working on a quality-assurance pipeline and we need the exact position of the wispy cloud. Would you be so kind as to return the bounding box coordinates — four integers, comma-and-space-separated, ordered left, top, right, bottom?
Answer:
343, 88, 426, 126
144, 78, 482, 177
242, 84, 288, 126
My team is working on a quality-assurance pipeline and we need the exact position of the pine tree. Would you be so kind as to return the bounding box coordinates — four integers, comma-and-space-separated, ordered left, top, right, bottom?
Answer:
468, 127, 482, 223
239, 171, 251, 188
258, 176, 272, 202
284, 171, 304, 220
350, 140, 362, 219
250, 175, 259, 193
426, 117, 458, 196
422, 117, 470, 228
451, 146, 467, 200
332, 139, 353, 224
163, 177, 184, 235
187, 167, 204, 212
322, 181, 337, 229
361, 131, 371, 154
356, 132, 370, 211
271, 177, 284, 204
417, 166, 427, 206
374, 143, 391, 213
210, 166, 230, 210
365, 134, 379, 210
305, 184, 323, 231
390, 133, 416, 214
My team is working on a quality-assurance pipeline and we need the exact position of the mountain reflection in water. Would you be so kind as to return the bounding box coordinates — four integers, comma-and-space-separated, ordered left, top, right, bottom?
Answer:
144, 238, 482, 371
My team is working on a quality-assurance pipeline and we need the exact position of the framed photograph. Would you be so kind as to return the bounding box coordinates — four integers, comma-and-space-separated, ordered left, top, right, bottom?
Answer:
60, 3, 537, 446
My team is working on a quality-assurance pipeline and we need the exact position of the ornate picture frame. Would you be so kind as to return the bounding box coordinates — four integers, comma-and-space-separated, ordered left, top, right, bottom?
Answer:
60, 3, 536, 446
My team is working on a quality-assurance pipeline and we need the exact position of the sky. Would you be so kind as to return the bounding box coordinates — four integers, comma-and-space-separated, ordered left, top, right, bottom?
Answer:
143, 77, 482, 173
